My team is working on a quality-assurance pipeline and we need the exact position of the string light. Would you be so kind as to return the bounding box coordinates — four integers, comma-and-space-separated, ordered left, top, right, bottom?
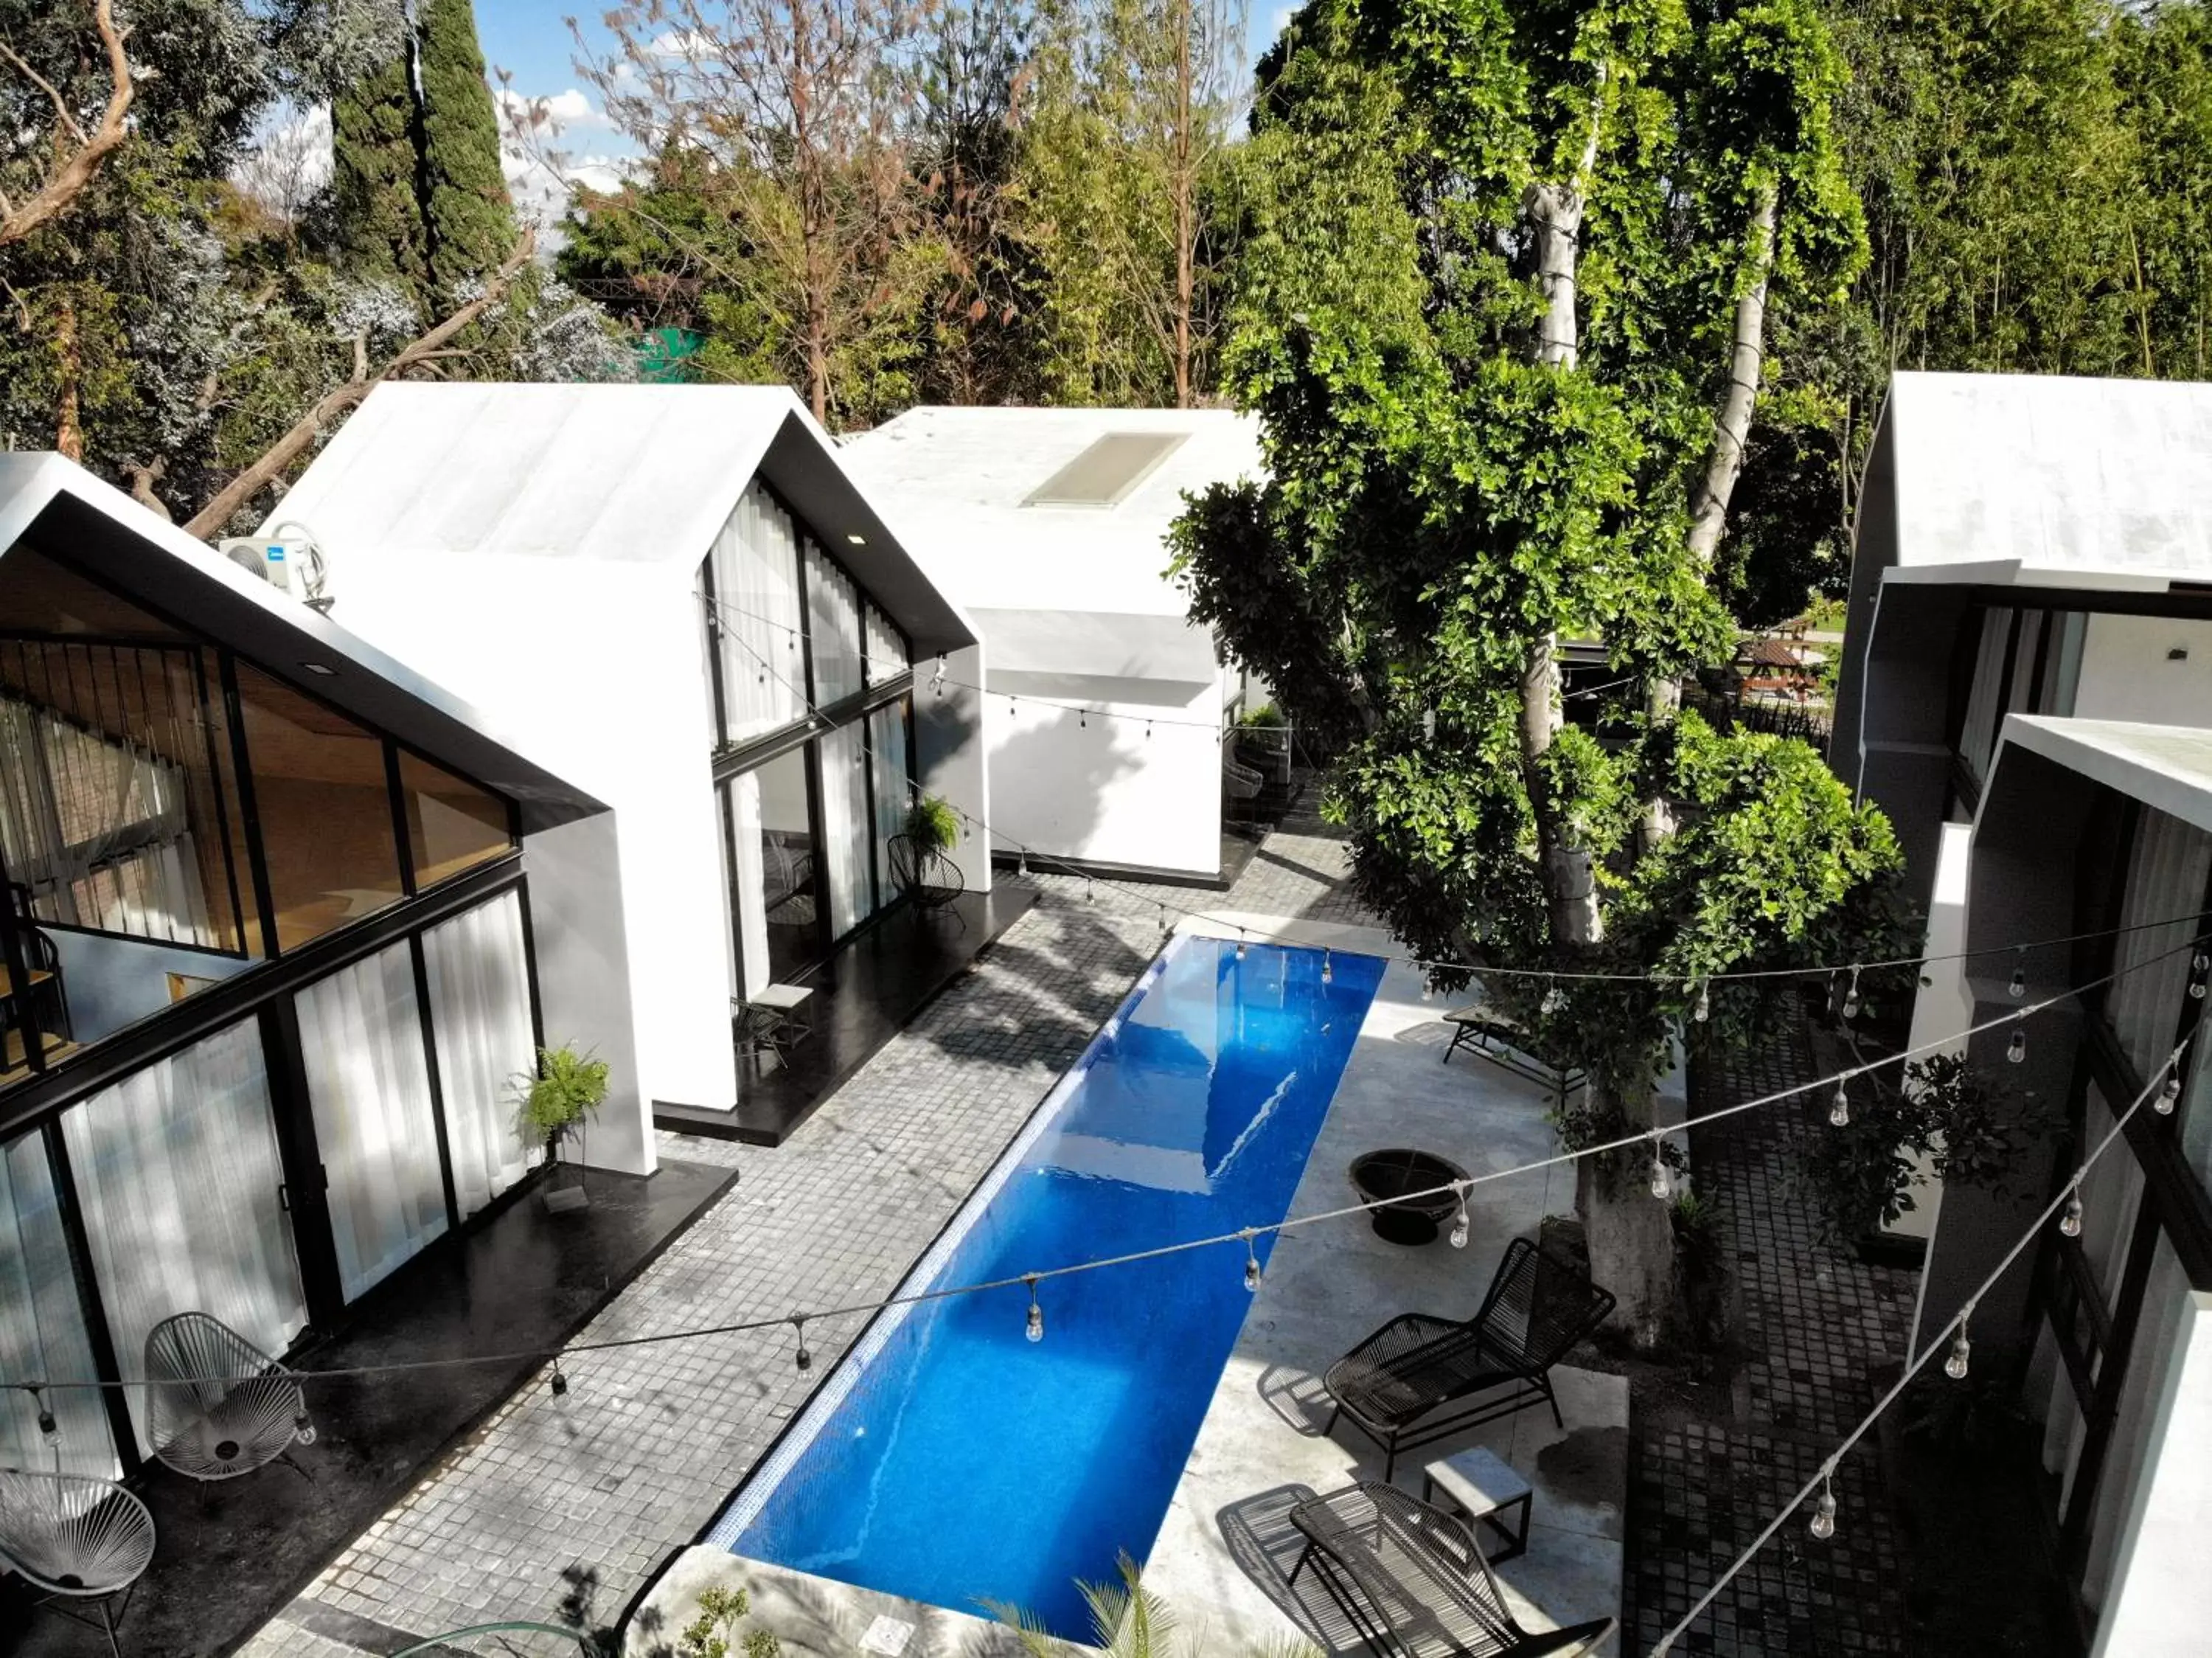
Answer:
549, 1362, 569, 1398
1829, 1081, 1850, 1128
1158, 904, 1170, 937
1420, 979, 1435, 1003
1024, 1276, 1045, 1343
1693, 980, 1711, 1023
2008, 1027, 2028, 1064
1242, 1229, 1263, 1291
1236, 931, 1248, 962
2157, 1072, 2182, 1114
29, 1386, 56, 1444
1449, 1184, 1471, 1249
1145, 720, 1153, 740
1085, 878, 1096, 903
2059, 1181, 2084, 1238
1649, 1153, 1672, 1201
2194, 952, 2210, 1000
1809, 1471, 1837, 1541
1322, 949, 1334, 985
791, 1315, 812, 1373
931, 654, 945, 696
1017, 850, 1028, 878
1079, 709, 1087, 728
1841, 965, 1863, 1021
2009, 951, 2027, 999
1944, 1309, 1973, 1381
1543, 979, 1566, 1017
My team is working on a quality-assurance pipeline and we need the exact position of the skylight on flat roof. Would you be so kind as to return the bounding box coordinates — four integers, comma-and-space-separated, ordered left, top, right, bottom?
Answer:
1023, 431, 1190, 507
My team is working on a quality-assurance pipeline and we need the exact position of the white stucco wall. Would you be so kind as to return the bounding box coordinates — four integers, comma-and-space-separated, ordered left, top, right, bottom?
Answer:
314, 547, 737, 1163
1892, 820, 1978, 1252
985, 668, 1223, 878
2073, 615, 2212, 724
2091, 1286, 2212, 1657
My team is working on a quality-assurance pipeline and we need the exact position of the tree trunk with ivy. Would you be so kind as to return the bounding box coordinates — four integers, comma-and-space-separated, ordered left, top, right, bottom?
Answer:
1168, 1, 1903, 1346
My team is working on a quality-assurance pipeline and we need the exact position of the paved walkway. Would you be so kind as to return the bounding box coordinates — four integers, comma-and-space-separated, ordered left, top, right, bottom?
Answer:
1624, 1007, 1919, 1657
243, 811, 1360, 1656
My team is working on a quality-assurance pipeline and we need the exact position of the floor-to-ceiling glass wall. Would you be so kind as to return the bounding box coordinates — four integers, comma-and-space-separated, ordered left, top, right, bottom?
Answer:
422, 889, 539, 1219
0, 1127, 113, 1476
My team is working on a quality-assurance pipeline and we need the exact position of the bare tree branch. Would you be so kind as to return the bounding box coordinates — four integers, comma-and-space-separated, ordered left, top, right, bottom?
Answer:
184, 231, 537, 539
0, 0, 136, 249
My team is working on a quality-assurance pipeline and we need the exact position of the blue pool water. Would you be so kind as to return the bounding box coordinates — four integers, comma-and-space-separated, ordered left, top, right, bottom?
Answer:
714, 935, 1383, 1637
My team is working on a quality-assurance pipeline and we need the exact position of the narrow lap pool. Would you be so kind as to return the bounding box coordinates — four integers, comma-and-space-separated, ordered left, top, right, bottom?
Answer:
709, 935, 1384, 1636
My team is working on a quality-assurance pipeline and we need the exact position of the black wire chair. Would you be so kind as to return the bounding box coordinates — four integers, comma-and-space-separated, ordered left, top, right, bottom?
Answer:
886, 833, 964, 912
1323, 1239, 1615, 1481
1289, 1481, 1614, 1657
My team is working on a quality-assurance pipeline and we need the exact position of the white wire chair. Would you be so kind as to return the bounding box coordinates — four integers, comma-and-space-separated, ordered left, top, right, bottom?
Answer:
0, 1466, 157, 1658
142, 1311, 316, 1482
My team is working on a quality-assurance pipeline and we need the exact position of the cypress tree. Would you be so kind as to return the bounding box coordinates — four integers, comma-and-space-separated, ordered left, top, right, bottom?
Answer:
330, 0, 515, 310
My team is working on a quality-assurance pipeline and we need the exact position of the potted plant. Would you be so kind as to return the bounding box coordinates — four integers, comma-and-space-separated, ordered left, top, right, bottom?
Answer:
512, 1042, 610, 1213
903, 794, 959, 853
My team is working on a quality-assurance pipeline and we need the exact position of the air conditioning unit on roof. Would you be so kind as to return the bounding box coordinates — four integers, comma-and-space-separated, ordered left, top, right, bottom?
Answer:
220, 519, 333, 614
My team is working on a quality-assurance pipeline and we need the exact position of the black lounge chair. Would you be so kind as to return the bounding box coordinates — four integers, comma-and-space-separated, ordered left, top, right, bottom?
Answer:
1289, 1481, 1614, 1657
1323, 1238, 1615, 1480
1441, 1001, 1584, 1100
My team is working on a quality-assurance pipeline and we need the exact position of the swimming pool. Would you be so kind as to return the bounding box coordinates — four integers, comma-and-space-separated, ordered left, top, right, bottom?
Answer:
709, 934, 1384, 1637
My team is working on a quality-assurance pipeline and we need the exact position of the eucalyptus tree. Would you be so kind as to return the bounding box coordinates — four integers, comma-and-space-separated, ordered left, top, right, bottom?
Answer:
1172, 0, 1905, 1341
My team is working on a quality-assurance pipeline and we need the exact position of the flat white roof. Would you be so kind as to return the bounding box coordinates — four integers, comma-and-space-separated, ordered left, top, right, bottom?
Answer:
2002, 715, 2212, 838
840, 406, 1263, 618
1882, 372, 2212, 586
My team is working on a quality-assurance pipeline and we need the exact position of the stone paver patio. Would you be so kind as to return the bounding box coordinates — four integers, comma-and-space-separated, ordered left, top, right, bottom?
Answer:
243, 810, 1364, 1655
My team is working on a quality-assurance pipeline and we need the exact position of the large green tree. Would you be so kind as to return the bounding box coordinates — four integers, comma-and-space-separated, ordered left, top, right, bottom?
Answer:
333, 0, 515, 308
1173, 0, 1906, 1340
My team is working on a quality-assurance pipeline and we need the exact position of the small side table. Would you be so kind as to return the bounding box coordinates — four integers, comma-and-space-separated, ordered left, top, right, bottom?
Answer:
737, 982, 815, 1067
753, 982, 815, 1039
1421, 1446, 1533, 1563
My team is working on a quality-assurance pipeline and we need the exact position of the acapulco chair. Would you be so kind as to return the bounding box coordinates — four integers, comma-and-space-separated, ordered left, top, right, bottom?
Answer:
0, 1465, 156, 1658
142, 1311, 315, 1482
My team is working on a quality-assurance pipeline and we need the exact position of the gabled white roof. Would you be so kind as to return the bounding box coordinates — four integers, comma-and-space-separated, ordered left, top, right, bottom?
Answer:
2002, 715, 2212, 838
265, 382, 975, 652
1882, 372, 2212, 586
841, 406, 1263, 617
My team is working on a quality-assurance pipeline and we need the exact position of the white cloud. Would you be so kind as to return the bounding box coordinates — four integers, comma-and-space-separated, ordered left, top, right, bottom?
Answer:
498, 89, 637, 243
649, 28, 716, 60
232, 102, 333, 223
494, 86, 611, 135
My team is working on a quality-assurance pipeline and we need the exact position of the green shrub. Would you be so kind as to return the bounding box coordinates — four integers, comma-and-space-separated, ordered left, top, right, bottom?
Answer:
904, 794, 961, 853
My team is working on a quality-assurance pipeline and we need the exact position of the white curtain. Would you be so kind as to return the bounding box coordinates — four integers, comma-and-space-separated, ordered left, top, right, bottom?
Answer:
422, 890, 539, 1219
806, 544, 863, 704
2110, 807, 2212, 1081
709, 484, 806, 740
724, 773, 773, 1000
869, 701, 911, 910
818, 725, 872, 936
296, 943, 448, 1302
864, 602, 908, 685
60, 1019, 305, 1451
0, 1130, 115, 1477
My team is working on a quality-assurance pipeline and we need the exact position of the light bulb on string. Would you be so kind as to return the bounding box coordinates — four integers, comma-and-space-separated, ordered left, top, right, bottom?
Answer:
1079, 709, 1087, 729
1145, 721, 1153, 740
931, 655, 945, 696
1829, 1081, 1851, 1128
1236, 932, 1248, 962
1158, 905, 1170, 937
29, 1387, 57, 1445
2009, 951, 2027, 999
549, 1362, 569, 1398
1242, 1229, 1263, 1292
1322, 950, 1334, 985
2008, 1027, 2028, 1065
791, 1315, 812, 1373
1809, 1474, 1838, 1541
1085, 878, 1096, 903
2158, 1072, 2182, 1114
1841, 966, 1863, 1021
2193, 952, 2210, 999
1649, 1153, 1672, 1201
1945, 1308, 1974, 1380
1542, 978, 1565, 1018
1017, 850, 1028, 878
1449, 1184, 1471, 1249
1420, 978, 1435, 1004
2060, 1184, 2084, 1238
1025, 1275, 1045, 1343
1693, 980, 1711, 1024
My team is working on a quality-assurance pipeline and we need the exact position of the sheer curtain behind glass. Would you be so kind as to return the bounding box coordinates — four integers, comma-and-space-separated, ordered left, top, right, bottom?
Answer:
723, 773, 773, 1000
709, 485, 807, 740
297, 943, 448, 1301
61, 1019, 305, 1451
863, 603, 908, 685
423, 890, 538, 1218
869, 700, 911, 909
1956, 608, 2013, 786
0, 1130, 114, 1476
2107, 807, 2212, 1081
818, 726, 872, 936
806, 545, 863, 703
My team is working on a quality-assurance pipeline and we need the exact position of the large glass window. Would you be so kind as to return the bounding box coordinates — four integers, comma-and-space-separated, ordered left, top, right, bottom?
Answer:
2107, 807, 2212, 1080
296, 943, 448, 1301
60, 1019, 307, 1451
400, 751, 512, 889
806, 544, 863, 704
819, 724, 872, 936
706, 485, 807, 741
423, 890, 539, 1218
870, 698, 912, 906
0, 1129, 114, 1477
864, 603, 908, 686
233, 664, 403, 952
728, 747, 821, 992
1956, 608, 2012, 786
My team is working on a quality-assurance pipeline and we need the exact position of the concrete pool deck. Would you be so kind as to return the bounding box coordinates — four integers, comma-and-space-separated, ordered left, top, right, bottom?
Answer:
1145, 912, 1626, 1651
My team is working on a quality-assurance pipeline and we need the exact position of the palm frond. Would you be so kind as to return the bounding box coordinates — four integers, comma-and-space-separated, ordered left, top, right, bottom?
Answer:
978, 1598, 1065, 1657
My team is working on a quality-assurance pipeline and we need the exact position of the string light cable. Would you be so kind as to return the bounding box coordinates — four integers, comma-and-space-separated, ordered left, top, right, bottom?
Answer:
703, 584, 2210, 992
9, 932, 2199, 1404
1647, 1031, 2199, 1657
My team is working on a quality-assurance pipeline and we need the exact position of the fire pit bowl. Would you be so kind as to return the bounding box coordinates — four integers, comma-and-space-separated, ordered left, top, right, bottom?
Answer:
1349, 1148, 1472, 1246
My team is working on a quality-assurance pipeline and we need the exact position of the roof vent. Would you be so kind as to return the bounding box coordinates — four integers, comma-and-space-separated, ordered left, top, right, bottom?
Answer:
1023, 431, 1189, 508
